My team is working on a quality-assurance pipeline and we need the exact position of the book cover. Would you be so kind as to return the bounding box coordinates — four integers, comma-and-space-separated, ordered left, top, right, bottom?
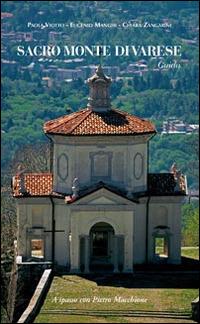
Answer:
1, 1, 199, 323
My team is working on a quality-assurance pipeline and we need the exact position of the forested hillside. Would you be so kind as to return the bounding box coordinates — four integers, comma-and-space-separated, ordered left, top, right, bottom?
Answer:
1, 1, 199, 189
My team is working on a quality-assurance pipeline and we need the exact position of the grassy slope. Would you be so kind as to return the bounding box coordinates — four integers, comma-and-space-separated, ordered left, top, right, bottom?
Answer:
181, 247, 199, 260
34, 248, 199, 323
34, 279, 197, 323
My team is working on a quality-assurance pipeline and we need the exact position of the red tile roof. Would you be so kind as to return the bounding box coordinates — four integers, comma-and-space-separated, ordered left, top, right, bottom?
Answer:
148, 173, 187, 195
12, 173, 53, 197
12, 173, 186, 198
43, 108, 156, 136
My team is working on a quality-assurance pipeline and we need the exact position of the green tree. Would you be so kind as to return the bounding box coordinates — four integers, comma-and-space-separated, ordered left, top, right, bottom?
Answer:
182, 208, 199, 246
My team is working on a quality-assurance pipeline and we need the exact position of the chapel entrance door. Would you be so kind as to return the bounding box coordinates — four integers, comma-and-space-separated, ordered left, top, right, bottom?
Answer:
90, 222, 114, 271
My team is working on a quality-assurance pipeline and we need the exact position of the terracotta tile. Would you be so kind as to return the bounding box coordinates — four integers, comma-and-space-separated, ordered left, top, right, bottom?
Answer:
44, 108, 156, 135
12, 173, 53, 197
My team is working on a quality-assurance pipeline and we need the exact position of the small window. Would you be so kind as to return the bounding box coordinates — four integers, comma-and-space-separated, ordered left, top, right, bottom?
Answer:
155, 237, 168, 258
31, 239, 44, 258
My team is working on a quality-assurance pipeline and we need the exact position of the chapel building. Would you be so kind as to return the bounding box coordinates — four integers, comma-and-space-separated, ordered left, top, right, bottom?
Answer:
12, 65, 187, 273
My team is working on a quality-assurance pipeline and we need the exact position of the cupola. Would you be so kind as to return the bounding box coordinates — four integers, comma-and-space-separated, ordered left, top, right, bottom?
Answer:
87, 65, 112, 112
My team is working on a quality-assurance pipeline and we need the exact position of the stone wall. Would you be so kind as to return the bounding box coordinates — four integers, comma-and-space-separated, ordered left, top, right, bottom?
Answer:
13, 263, 51, 323
17, 269, 52, 323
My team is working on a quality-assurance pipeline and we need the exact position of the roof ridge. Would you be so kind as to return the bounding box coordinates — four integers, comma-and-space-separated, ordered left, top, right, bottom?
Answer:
72, 109, 99, 134
113, 108, 150, 122
108, 109, 135, 134
67, 109, 92, 134
44, 111, 76, 126
69, 182, 139, 204
44, 108, 89, 133
110, 108, 151, 134
115, 108, 155, 133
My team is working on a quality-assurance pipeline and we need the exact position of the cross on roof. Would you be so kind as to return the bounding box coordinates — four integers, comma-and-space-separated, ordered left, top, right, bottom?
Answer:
99, 46, 103, 66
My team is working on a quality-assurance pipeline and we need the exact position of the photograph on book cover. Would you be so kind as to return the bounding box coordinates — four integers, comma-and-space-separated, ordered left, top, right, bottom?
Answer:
1, 1, 199, 323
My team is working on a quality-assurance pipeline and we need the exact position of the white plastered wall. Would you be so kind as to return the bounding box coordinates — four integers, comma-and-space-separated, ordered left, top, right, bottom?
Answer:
132, 198, 148, 264
17, 198, 52, 261
148, 196, 184, 264
51, 134, 151, 195
54, 200, 71, 266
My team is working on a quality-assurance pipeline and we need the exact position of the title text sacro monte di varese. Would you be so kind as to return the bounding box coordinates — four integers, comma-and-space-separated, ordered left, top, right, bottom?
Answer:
16, 45, 182, 57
